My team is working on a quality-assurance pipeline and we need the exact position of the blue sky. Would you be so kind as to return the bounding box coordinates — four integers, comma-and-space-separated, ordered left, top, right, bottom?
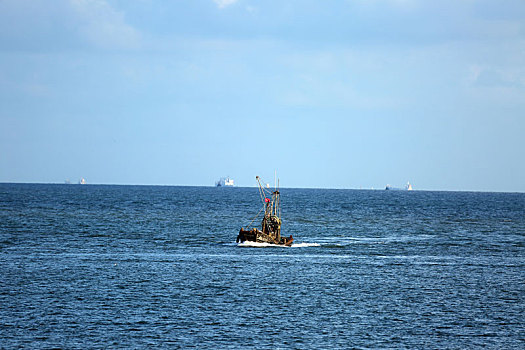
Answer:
1, 0, 524, 191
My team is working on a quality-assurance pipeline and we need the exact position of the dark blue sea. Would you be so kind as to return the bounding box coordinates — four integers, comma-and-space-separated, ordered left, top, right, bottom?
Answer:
1, 184, 524, 349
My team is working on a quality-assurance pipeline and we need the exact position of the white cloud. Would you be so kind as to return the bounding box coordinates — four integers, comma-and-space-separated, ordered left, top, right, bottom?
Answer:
69, 0, 141, 50
355, 0, 418, 11
213, 0, 238, 9
0, 0, 141, 51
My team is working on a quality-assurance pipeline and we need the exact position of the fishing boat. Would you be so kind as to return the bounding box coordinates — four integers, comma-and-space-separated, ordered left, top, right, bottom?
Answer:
236, 176, 293, 246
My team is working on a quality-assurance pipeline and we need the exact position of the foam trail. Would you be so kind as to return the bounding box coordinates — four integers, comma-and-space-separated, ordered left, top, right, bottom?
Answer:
291, 242, 320, 247
237, 242, 286, 248
237, 241, 320, 248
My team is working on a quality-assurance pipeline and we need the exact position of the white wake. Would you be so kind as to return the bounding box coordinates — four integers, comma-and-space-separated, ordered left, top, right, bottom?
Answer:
237, 241, 320, 248
290, 242, 320, 247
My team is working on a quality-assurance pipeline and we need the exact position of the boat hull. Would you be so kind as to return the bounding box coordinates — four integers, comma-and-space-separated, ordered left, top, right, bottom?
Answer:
237, 228, 293, 246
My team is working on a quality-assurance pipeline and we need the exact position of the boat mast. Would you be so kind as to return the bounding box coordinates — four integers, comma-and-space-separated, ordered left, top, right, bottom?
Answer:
277, 178, 281, 219
255, 175, 281, 219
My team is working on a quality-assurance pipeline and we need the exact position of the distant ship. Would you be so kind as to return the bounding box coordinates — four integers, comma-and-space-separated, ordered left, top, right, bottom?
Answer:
79, 178, 87, 185
215, 177, 234, 187
385, 181, 413, 191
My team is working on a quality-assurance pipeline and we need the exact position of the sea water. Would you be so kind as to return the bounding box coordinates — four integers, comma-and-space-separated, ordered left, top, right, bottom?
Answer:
1, 184, 523, 348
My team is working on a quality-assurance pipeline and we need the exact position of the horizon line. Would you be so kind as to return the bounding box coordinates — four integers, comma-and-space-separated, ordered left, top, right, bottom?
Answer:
0, 181, 523, 194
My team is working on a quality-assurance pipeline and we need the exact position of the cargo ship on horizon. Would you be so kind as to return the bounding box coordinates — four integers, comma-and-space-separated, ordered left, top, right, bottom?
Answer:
215, 177, 234, 187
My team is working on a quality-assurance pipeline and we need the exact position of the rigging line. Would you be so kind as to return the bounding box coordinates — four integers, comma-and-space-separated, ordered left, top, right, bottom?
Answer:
258, 177, 272, 200
258, 187, 264, 203
246, 205, 264, 229
260, 177, 269, 195
257, 177, 265, 203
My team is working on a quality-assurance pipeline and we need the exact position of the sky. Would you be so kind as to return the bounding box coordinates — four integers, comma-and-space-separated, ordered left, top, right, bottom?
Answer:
0, 0, 524, 191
